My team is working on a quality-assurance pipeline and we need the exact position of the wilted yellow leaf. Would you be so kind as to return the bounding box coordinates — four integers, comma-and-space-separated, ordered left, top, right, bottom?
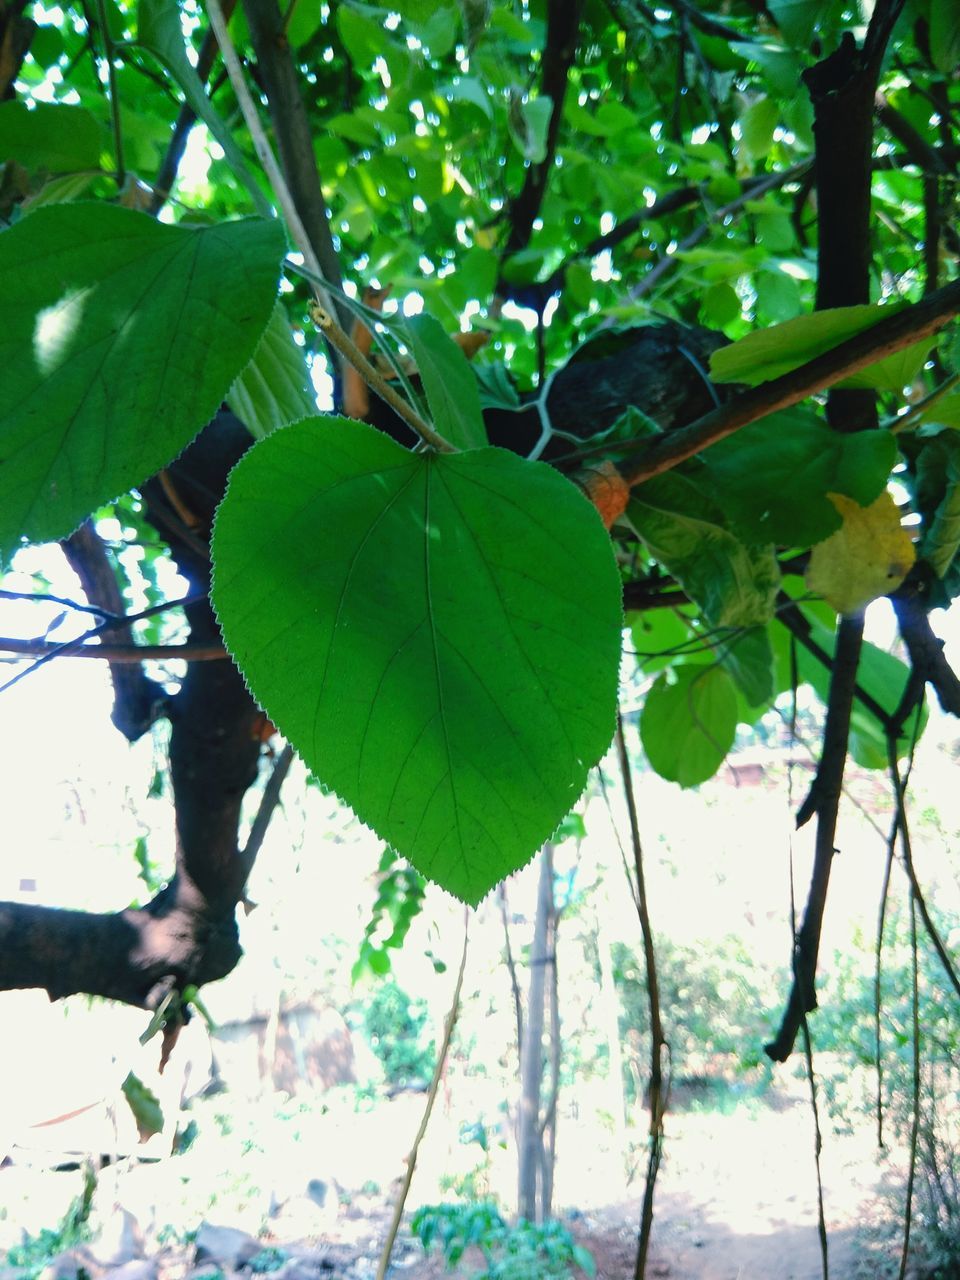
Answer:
806, 491, 915, 614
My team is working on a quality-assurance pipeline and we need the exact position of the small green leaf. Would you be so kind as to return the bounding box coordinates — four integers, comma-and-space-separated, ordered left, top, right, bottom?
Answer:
718, 627, 774, 708
121, 1071, 165, 1138
227, 302, 317, 440
640, 665, 738, 786
710, 303, 931, 392
739, 97, 778, 160
700, 407, 896, 547
628, 475, 779, 627
403, 313, 488, 449
211, 418, 623, 904
337, 4, 388, 68
512, 95, 553, 163
920, 435, 960, 579
0, 204, 284, 554
628, 607, 695, 674
0, 102, 102, 173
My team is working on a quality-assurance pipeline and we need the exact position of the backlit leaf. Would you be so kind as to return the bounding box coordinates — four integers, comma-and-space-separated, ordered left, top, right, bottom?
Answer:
211, 418, 623, 903
403, 313, 488, 449
228, 302, 317, 441
806, 491, 915, 614
0, 204, 284, 554
640, 665, 738, 786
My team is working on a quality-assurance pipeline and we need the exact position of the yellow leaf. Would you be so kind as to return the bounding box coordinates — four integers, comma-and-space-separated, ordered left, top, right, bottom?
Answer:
806, 491, 915, 614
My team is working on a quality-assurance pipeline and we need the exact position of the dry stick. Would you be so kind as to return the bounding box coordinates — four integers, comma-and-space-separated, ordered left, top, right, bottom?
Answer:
614, 714, 667, 1280
0, 592, 209, 694
204, 0, 453, 454
204, 0, 333, 312
309, 302, 453, 453
375, 917, 469, 1280
615, 276, 960, 486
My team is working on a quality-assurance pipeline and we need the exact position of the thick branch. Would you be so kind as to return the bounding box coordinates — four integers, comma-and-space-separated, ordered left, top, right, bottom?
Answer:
620, 277, 960, 485
0, 879, 241, 1008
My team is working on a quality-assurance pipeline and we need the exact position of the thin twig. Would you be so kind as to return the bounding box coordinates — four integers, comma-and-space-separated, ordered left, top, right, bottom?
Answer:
874, 811, 897, 1149
376, 916, 469, 1280
239, 743, 295, 880
0, 637, 225, 662
0, 593, 207, 693
0, 588, 118, 620
898, 889, 920, 1280
95, 0, 124, 188
203, 0, 336, 318
614, 713, 667, 1280
604, 277, 960, 485
766, 613, 865, 1062
309, 302, 454, 452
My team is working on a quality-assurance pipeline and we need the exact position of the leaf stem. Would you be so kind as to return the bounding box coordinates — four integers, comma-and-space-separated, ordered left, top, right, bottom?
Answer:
309, 302, 456, 453
95, 0, 125, 189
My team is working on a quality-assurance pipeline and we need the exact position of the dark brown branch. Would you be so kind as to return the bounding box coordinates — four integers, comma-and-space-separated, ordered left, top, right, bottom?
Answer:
0, 0, 35, 99
503, 0, 584, 258
775, 593, 895, 733
619, 276, 960, 485
241, 0, 347, 329
60, 520, 167, 740
891, 584, 960, 717
0, 879, 242, 1009
0, 636, 225, 661
766, 613, 865, 1062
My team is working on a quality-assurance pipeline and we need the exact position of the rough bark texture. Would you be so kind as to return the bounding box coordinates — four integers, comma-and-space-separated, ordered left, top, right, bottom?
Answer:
0, 412, 263, 1009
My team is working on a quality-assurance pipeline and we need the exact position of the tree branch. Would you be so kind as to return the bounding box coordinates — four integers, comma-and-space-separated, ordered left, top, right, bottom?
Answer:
0, 636, 225, 661
766, 613, 865, 1062
240, 0, 348, 329
619, 276, 960, 485
503, 0, 584, 258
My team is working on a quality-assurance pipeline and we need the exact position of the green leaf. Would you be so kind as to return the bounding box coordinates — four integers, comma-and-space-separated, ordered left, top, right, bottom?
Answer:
227, 302, 316, 441
510, 95, 553, 163
0, 204, 283, 553
628, 475, 779, 627
920, 437, 960, 580
640, 665, 738, 786
628, 607, 695, 674
768, 0, 837, 46
121, 1071, 164, 1139
137, 0, 270, 216
403, 313, 488, 449
0, 102, 102, 173
337, 5, 388, 68
700, 407, 896, 546
930, 0, 960, 74
211, 418, 623, 904
709, 303, 931, 392
445, 77, 493, 121
739, 97, 778, 160
718, 627, 775, 708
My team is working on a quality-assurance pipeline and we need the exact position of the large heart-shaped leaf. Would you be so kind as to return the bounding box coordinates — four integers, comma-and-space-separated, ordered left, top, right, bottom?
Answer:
211, 417, 623, 903
0, 204, 284, 555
